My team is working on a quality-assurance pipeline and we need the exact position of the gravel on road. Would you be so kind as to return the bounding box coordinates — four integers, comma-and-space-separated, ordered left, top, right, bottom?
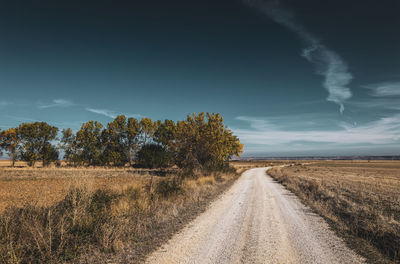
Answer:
146, 168, 365, 264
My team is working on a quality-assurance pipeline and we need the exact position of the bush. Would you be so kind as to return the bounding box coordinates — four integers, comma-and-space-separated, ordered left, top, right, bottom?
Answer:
136, 144, 172, 169
154, 178, 183, 197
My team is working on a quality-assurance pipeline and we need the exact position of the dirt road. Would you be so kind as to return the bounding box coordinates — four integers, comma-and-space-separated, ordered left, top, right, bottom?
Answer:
146, 168, 365, 264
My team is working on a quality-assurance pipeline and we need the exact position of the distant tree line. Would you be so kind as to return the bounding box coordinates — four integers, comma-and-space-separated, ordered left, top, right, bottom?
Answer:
0, 113, 243, 173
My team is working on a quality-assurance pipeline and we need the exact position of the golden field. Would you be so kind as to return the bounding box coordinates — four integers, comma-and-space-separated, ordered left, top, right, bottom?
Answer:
0, 160, 176, 213
269, 160, 400, 263
2, 159, 398, 263
0, 160, 283, 213
0, 170, 151, 213
0, 162, 248, 264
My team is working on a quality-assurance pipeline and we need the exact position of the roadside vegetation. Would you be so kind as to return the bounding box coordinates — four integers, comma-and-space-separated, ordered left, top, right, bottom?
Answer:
268, 161, 400, 263
0, 112, 244, 263
0, 170, 239, 263
0, 112, 243, 173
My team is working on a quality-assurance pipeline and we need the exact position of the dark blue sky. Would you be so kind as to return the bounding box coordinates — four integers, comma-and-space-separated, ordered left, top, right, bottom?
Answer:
1, 0, 399, 156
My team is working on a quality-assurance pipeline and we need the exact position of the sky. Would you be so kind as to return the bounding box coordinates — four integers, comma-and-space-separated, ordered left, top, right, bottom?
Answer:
0, 0, 399, 157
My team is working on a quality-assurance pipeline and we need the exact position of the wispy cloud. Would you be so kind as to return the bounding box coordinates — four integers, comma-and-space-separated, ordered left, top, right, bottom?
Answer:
236, 116, 279, 130
236, 113, 337, 130
86, 108, 117, 118
243, 0, 353, 113
365, 82, 400, 97
38, 99, 73, 109
0, 101, 12, 107
234, 115, 400, 146
85, 108, 142, 119
348, 98, 400, 111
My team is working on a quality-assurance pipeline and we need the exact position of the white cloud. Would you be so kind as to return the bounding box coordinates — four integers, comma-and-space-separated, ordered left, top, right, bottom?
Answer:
236, 113, 337, 131
85, 108, 142, 119
365, 82, 400, 97
243, 0, 353, 113
236, 116, 278, 130
348, 98, 400, 111
304, 46, 352, 113
234, 115, 400, 146
86, 108, 117, 118
38, 99, 73, 109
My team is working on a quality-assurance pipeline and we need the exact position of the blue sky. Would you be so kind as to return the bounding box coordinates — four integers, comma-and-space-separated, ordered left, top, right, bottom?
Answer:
0, 0, 399, 156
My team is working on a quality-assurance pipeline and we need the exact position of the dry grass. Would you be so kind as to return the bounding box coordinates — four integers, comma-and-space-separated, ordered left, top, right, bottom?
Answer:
0, 160, 294, 263
0, 160, 34, 168
0, 165, 244, 264
268, 161, 400, 263
0, 160, 273, 213
0, 168, 166, 213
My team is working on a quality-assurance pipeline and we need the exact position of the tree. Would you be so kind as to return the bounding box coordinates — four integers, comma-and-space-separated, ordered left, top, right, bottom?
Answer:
139, 117, 155, 145
102, 115, 129, 166
0, 113, 243, 170
17, 122, 59, 166
75, 121, 103, 166
59, 128, 79, 165
127, 117, 140, 163
204, 113, 243, 170
174, 113, 243, 174
0, 128, 20, 167
154, 119, 176, 149
136, 144, 172, 169
42, 143, 59, 166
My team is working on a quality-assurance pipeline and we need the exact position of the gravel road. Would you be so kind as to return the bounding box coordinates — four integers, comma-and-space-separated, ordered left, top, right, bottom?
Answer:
146, 168, 365, 264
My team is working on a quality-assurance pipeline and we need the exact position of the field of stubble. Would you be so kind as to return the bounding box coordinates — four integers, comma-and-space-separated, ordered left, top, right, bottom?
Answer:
0, 166, 160, 213
269, 161, 400, 263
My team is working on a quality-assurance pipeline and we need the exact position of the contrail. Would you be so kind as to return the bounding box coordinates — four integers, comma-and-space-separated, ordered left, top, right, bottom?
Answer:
243, 0, 352, 113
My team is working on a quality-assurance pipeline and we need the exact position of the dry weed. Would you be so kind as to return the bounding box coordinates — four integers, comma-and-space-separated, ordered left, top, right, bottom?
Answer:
0, 167, 240, 264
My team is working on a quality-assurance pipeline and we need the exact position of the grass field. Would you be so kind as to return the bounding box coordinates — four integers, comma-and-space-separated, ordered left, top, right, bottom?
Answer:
3, 160, 397, 263
0, 161, 284, 263
0, 165, 241, 263
0, 160, 50, 168
268, 161, 400, 263
0, 160, 281, 213
0, 161, 179, 213
0, 171, 151, 213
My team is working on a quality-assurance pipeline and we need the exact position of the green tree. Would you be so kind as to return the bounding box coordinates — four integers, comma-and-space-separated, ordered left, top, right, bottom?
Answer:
136, 143, 172, 169
102, 115, 129, 166
17, 122, 59, 166
0, 128, 20, 167
75, 121, 103, 166
42, 143, 59, 166
127, 117, 140, 163
59, 128, 79, 165
154, 119, 176, 149
139, 117, 155, 145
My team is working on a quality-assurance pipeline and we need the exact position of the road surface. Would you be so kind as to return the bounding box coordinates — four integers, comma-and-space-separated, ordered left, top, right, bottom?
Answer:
146, 168, 365, 264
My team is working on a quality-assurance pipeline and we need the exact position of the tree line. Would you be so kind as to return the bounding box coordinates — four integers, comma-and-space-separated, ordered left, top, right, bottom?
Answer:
0, 112, 243, 173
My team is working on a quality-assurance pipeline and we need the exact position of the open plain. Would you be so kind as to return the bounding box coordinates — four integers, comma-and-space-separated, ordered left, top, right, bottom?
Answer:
0, 160, 399, 263
269, 160, 400, 263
